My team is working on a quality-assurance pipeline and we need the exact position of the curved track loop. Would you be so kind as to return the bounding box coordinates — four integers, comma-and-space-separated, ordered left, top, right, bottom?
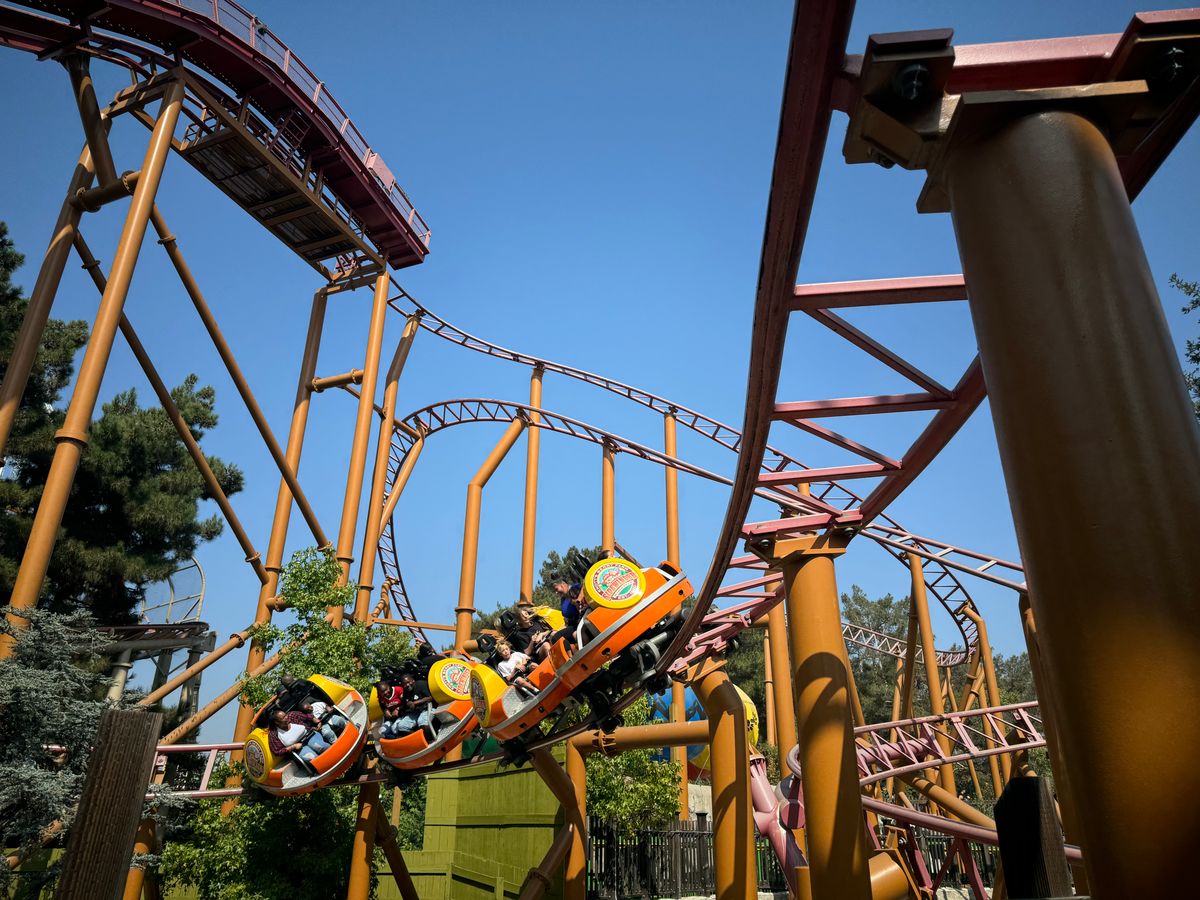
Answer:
374, 398, 1015, 669
374, 386, 993, 662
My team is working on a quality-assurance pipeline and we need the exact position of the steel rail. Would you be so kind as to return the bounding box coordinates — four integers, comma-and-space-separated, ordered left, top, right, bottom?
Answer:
850, 701, 1045, 786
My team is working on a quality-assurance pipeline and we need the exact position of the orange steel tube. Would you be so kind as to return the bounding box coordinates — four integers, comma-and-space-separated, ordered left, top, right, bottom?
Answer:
230, 290, 327, 752
121, 817, 156, 900
519, 823, 575, 900
137, 630, 248, 706
766, 593, 797, 763
782, 553, 872, 900
692, 666, 755, 900
3, 80, 184, 650
379, 432, 424, 532
149, 207, 328, 550
519, 367, 544, 606
663, 412, 690, 816
566, 742, 588, 900
354, 314, 420, 621
764, 630, 776, 746
944, 662, 984, 801
63, 53, 117, 188
72, 233, 269, 586
347, 781, 381, 900
944, 109, 1200, 898
311, 368, 362, 392
1019, 594, 1087, 893
960, 606, 1006, 793
664, 411, 680, 567
376, 816, 420, 900
569, 719, 710, 754
455, 417, 527, 651
0, 141, 96, 460
908, 553, 957, 800
333, 272, 391, 622
672, 679, 689, 821
532, 747, 587, 900
71, 168, 139, 211
896, 772, 995, 830
601, 441, 615, 553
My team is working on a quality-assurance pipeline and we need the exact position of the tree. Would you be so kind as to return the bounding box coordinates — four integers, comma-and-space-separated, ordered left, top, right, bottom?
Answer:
239, 546, 414, 708
0, 605, 110, 892
1170, 273, 1200, 420
0, 222, 243, 624
585, 695, 681, 832
158, 774, 369, 900
841, 585, 915, 725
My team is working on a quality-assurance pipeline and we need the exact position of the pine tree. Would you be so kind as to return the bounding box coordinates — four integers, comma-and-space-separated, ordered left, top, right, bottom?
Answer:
0, 605, 110, 892
0, 222, 243, 624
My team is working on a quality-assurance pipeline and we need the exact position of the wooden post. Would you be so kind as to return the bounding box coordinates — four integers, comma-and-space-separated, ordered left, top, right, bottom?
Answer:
55, 709, 162, 899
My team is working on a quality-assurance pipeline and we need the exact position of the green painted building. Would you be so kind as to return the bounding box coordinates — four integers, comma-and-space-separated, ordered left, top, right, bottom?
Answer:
380, 746, 568, 900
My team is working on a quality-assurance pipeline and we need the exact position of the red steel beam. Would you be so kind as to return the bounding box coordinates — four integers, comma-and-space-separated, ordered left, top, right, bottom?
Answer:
792, 274, 967, 312
782, 417, 901, 468
803, 308, 953, 397
859, 357, 987, 524
758, 464, 890, 485
774, 393, 954, 418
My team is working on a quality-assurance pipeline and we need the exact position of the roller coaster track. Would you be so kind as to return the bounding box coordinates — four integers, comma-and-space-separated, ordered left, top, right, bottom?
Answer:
374, 395, 1031, 671
0, 0, 430, 270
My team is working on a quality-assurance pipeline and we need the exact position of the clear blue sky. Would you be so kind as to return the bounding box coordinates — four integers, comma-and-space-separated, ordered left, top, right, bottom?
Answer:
2, 1, 1197, 742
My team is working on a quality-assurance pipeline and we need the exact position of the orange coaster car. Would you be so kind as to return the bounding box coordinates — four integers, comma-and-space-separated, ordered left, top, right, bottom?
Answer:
243, 674, 369, 795
369, 657, 479, 770
470, 558, 691, 752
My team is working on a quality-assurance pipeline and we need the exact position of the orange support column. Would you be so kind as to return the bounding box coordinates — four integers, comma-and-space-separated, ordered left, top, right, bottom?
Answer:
766, 591, 797, 764
562, 742, 589, 900
346, 781, 381, 900
454, 417, 527, 652
0, 141, 97, 459
663, 410, 689, 820
353, 313, 420, 621
519, 366, 544, 606
908, 553, 957, 801
776, 535, 872, 900
691, 664, 755, 900
3, 78, 185, 652
331, 273, 391, 625
944, 108, 1200, 898
601, 439, 615, 553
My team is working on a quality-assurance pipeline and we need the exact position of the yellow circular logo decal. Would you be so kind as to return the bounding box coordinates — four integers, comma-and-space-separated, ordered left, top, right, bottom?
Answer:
430, 659, 472, 703
244, 738, 267, 781
469, 670, 491, 726
584, 558, 646, 610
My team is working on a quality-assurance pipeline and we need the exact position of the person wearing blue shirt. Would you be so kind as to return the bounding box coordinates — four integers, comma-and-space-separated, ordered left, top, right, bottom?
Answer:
549, 580, 584, 652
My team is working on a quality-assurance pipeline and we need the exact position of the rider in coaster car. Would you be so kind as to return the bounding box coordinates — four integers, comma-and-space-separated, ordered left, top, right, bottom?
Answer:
301, 697, 347, 743
495, 640, 538, 695
268, 708, 330, 763
503, 607, 553, 661
397, 672, 437, 738
377, 679, 406, 739
547, 581, 585, 652
414, 642, 446, 676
